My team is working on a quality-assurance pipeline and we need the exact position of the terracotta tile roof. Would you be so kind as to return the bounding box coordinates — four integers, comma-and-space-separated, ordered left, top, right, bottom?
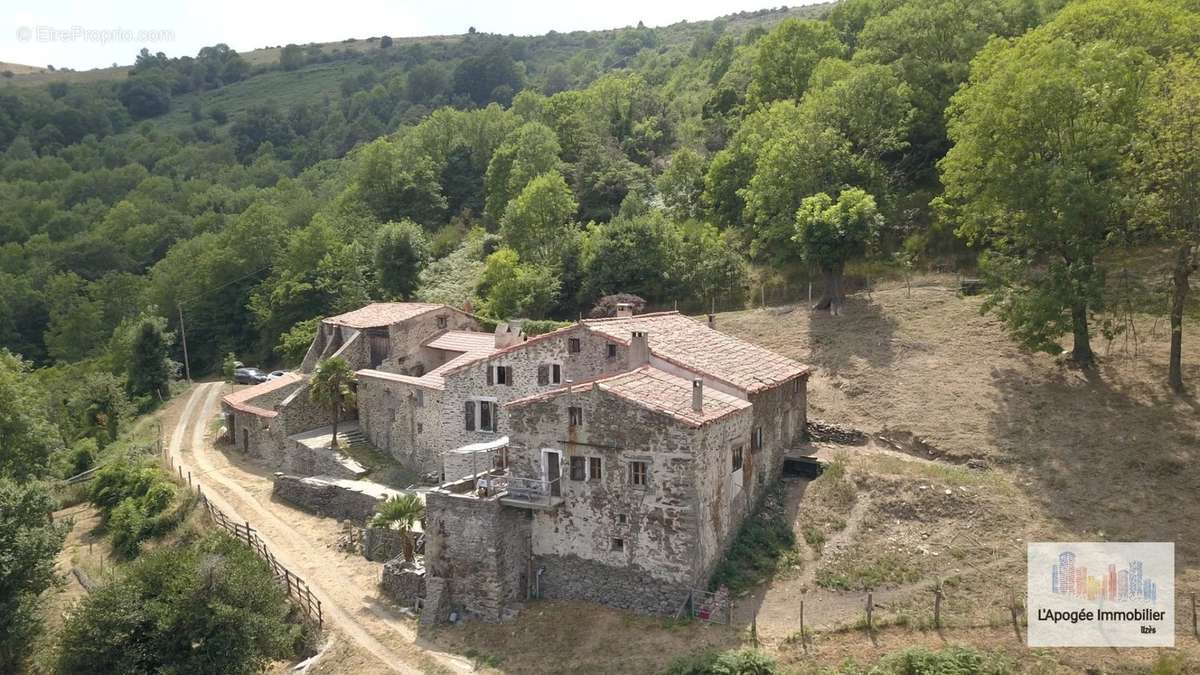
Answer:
356, 369, 446, 391
506, 366, 751, 427
582, 312, 809, 393
424, 330, 496, 354
221, 373, 303, 418
437, 323, 583, 376
322, 303, 445, 329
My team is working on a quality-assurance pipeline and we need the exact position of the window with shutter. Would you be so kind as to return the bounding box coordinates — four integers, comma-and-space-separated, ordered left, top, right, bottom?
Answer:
486, 365, 494, 386
537, 364, 549, 385
568, 338, 581, 353
552, 364, 561, 383
589, 457, 602, 481
570, 456, 586, 481
480, 400, 493, 431
464, 400, 475, 431
505, 366, 513, 386
568, 406, 583, 427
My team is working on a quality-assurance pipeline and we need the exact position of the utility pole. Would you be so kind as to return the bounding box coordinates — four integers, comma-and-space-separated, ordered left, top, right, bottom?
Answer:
177, 303, 192, 383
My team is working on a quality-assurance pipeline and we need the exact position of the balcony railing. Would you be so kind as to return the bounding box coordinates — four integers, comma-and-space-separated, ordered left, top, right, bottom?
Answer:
484, 474, 562, 508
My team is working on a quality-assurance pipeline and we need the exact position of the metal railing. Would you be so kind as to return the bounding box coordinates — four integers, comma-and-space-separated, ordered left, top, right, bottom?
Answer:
490, 475, 562, 506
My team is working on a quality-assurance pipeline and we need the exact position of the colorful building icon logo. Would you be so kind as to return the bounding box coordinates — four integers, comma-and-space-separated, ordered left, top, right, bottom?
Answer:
1049, 550, 1158, 604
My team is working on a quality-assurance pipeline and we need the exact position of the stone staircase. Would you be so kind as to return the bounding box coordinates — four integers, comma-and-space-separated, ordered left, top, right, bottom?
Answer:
337, 428, 371, 451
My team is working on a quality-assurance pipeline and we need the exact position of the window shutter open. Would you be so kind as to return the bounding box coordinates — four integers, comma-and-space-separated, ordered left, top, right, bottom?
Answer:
538, 364, 549, 385
464, 400, 475, 431
486, 365, 494, 386
505, 366, 514, 386
491, 402, 499, 430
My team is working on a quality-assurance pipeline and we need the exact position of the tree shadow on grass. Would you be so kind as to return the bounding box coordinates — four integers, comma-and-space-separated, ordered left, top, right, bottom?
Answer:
985, 363, 1200, 563
805, 296, 900, 375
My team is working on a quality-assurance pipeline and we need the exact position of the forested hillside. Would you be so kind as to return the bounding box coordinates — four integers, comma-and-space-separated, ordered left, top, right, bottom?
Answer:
3, 0, 1200, 434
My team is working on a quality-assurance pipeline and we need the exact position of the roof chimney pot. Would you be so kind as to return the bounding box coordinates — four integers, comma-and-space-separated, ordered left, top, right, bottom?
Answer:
707, 313, 716, 329
616, 302, 634, 318
692, 378, 704, 412
630, 330, 650, 365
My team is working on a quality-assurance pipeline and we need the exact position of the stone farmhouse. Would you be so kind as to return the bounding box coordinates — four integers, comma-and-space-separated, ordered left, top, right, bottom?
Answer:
220, 301, 811, 621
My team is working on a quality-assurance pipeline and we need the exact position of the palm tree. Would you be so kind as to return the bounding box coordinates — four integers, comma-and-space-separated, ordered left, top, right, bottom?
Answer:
371, 493, 425, 562
309, 357, 356, 449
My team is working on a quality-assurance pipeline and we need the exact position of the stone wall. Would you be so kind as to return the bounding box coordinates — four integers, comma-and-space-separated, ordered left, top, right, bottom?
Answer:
224, 406, 286, 462
363, 527, 409, 562
507, 387, 754, 587
438, 325, 630, 456
381, 558, 426, 607
271, 474, 384, 522
533, 553, 691, 615
381, 307, 481, 375
423, 481, 531, 623
356, 375, 442, 474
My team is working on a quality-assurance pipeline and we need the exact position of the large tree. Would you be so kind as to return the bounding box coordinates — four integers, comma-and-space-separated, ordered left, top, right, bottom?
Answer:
794, 188, 883, 311
0, 350, 61, 478
483, 122, 561, 222
127, 316, 174, 400
500, 170, 578, 265
0, 478, 67, 668
374, 220, 431, 300
939, 37, 1152, 365
748, 18, 845, 105
1133, 57, 1200, 392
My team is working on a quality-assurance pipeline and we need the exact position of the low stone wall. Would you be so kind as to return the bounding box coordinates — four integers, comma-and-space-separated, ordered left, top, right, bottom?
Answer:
533, 554, 691, 616
272, 475, 384, 522
363, 527, 408, 562
381, 557, 425, 607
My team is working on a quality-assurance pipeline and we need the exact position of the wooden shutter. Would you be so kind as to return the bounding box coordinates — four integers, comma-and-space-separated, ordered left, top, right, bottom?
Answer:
490, 401, 499, 431
553, 364, 561, 383
589, 457, 602, 481
486, 365, 494, 386
570, 456, 586, 481
505, 366, 514, 386
538, 364, 549, 385
464, 400, 475, 431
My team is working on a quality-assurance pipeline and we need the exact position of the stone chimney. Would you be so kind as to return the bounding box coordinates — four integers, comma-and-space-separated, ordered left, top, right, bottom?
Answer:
616, 302, 634, 318
494, 320, 524, 349
630, 331, 650, 365
692, 378, 704, 412
707, 313, 716, 329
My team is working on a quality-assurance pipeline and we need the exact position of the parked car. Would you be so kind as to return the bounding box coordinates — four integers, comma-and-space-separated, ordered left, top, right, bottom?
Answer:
266, 370, 287, 380
233, 367, 268, 384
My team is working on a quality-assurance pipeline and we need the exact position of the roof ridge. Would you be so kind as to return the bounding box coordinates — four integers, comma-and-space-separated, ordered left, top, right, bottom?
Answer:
581, 310, 681, 323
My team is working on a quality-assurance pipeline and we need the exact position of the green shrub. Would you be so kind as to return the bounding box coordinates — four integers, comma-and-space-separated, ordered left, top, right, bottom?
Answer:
665, 647, 779, 675
521, 319, 572, 336
708, 483, 798, 593
56, 531, 302, 674
89, 461, 182, 556
869, 646, 1013, 675
68, 439, 97, 477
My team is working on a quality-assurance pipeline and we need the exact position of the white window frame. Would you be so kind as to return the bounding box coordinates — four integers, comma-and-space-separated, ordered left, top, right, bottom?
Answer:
540, 448, 563, 484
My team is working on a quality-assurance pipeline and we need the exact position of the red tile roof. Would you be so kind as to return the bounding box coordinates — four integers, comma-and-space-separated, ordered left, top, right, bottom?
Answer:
425, 330, 496, 355
582, 312, 809, 393
506, 366, 751, 427
221, 373, 303, 418
437, 323, 584, 376
322, 303, 446, 329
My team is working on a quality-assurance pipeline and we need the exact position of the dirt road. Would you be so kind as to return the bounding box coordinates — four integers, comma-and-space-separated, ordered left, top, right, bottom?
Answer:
169, 383, 472, 674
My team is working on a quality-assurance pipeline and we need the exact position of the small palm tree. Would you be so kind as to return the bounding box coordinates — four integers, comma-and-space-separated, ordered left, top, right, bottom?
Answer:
310, 357, 356, 449
372, 493, 425, 562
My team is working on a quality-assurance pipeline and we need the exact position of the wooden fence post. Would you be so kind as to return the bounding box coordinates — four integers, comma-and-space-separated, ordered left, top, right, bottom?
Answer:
799, 600, 807, 652
1191, 593, 1197, 640
866, 592, 874, 634
934, 581, 943, 629
1009, 593, 1022, 643
244, 521, 253, 546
